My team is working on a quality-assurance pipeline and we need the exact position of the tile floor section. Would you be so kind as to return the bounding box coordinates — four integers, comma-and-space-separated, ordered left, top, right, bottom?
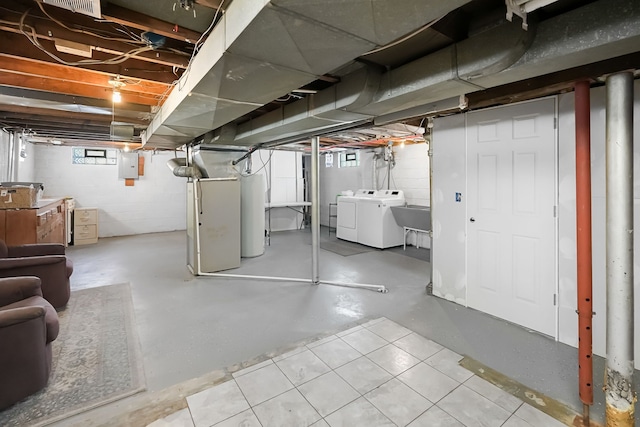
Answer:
147, 318, 566, 427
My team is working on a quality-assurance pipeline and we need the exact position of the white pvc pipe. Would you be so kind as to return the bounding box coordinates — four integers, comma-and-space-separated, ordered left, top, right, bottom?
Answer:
320, 280, 388, 293
197, 272, 312, 284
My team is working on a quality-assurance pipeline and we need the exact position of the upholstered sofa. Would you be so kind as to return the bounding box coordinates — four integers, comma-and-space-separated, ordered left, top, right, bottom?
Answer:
0, 276, 60, 410
0, 241, 73, 309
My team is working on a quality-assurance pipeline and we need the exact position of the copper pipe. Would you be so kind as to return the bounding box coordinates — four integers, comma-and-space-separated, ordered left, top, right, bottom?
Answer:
575, 80, 594, 417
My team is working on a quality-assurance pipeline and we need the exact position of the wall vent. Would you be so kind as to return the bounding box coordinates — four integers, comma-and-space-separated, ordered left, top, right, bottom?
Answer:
42, 0, 101, 18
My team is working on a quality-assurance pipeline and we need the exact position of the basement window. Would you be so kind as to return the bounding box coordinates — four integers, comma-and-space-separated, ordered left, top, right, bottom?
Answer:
339, 152, 360, 168
72, 148, 117, 165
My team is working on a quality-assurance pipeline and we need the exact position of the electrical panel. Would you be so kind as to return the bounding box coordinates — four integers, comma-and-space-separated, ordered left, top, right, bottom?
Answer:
119, 152, 138, 179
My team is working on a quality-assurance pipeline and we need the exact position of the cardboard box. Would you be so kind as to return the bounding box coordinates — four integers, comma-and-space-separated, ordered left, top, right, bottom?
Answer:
0, 186, 40, 209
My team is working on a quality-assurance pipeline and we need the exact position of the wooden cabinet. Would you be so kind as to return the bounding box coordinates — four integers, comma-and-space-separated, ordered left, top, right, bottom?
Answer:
74, 208, 98, 245
1, 198, 66, 246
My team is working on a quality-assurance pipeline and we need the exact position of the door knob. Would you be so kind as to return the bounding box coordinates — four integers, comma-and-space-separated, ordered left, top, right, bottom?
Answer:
469, 217, 475, 222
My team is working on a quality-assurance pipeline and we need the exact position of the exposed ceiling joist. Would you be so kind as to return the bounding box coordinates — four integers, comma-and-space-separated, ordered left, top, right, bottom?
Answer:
0, 72, 163, 106
101, 3, 203, 44
0, 86, 153, 113
0, 55, 170, 97
0, 104, 149, 125
0, 32, 180, 84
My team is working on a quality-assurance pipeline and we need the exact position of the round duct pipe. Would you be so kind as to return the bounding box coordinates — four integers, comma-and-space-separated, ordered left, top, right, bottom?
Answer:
167, 157, 202, 178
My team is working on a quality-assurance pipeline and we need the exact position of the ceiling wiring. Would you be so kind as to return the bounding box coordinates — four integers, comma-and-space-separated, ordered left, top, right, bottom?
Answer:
34, 0, 147, 44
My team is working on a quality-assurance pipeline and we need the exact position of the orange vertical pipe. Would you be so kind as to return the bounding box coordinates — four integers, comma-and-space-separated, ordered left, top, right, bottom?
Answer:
575, 80, 594, 408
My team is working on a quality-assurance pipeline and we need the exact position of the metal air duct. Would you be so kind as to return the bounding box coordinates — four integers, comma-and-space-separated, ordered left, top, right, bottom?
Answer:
142, 0, 472, 149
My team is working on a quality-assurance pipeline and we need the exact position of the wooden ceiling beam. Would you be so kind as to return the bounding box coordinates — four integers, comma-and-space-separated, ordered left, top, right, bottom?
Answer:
0, 55, 170, 97
101, 4, 203, 45
0, 86, 153, 114
0, 71, 163, 106
0, 32, 180, 84
0, 22, 190, 69
195, 0, 225, 10
0, 107, 148, 126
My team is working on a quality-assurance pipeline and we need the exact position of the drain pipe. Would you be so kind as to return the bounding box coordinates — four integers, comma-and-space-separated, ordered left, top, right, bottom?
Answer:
605, 71, 635, 427
427, 118, 434, 293
575, 80, 594, 426
311, 136, 320, 285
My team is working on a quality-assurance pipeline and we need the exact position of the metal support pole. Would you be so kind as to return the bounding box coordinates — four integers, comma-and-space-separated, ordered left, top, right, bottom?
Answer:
427, 120, 434, 292
605, 71, 635, 427
311, 136, 320, 285
575, 80, 594, 426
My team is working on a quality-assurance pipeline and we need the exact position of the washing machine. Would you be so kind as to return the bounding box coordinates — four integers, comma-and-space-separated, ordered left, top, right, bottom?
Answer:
357, 190, 406, 249
336, 189, 376, 242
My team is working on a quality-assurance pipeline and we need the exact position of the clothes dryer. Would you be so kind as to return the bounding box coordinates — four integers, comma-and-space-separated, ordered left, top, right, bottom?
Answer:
336, 189, 376, 242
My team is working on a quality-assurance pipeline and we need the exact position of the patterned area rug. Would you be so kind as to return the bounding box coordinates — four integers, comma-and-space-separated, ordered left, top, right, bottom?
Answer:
0, 283, 146, 426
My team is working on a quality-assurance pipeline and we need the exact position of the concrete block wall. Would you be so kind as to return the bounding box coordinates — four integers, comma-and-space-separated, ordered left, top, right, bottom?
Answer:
34, 145, 186, 237
388, 143, 430, 207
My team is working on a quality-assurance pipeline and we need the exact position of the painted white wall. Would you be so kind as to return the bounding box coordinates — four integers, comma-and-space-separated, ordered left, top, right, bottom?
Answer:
319, 150, 375, 227
390, 143, 430, 206
17, 141, 36, 183
432, 114, 467, 304
431, 84, 640, 368
557, 82, 640, 368
319, 144, 431, 247
256, 150, 305, 232
33, 145, 186, 237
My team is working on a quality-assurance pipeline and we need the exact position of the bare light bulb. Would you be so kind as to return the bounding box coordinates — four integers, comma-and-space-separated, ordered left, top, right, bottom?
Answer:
113, 90, 122, 103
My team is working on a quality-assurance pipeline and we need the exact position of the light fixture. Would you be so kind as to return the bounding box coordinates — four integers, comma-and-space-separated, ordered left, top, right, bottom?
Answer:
123, 144, 130, 152
108, 76, 126, 103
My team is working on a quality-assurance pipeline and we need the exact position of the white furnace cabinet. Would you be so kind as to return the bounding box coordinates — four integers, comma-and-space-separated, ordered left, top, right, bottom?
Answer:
187, 179, 241, 274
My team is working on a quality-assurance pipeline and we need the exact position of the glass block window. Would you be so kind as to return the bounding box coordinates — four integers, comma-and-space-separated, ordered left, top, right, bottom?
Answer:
72, 148, 117, 165
338, 151, 359, 168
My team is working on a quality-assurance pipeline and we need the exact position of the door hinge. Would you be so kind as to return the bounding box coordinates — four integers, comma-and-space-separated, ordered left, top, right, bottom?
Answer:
554, 118, 557, 129
553, 294, 557, 306
553, 205, 557, 217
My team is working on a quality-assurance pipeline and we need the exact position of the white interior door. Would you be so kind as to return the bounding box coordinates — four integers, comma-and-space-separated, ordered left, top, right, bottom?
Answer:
467, 98, 557, 337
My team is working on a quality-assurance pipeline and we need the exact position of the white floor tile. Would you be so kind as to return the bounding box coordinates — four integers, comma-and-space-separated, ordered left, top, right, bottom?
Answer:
273, 346, 307, 362
325, 397, 395, 427
398, 363, 460, 403
464, 376, 523, 413
253, 389, 321, 427
341, 329, 388, 354
437, 385, 511, 427
147, 409, 194, 427
365, 378, 433, 427
310, 338, 362, 369
336, 325, 363, 338
425, 348, 473, 382
298, 371, 360, 417
213, 409, 261, 427
367, 344, 420, 375
307, 335, 339, 349
366, 319, 412, 342
407, 406, 465, 427
393, 333, 444, 360
276, 349, 331, 386
232, 359, 274, 378
502, 415, 533, 427
186, 381, 250, 427
514, 403, 566, 427
335, 356, 393, 394
361, 318, 387, 328
234, 364, 294, 406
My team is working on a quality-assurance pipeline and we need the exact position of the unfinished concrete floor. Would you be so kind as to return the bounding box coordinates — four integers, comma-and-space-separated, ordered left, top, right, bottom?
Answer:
59, 229, 638, 425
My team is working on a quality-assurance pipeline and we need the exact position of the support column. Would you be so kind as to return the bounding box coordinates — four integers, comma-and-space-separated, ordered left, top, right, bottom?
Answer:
605, 71, 635, 427
575, 80, 594, 426
311, 136, 320, 285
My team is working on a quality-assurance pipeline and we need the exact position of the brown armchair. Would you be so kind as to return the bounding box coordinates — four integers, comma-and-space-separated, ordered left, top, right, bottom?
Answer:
0, 241, 72, 309
0, 276, 60, 410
